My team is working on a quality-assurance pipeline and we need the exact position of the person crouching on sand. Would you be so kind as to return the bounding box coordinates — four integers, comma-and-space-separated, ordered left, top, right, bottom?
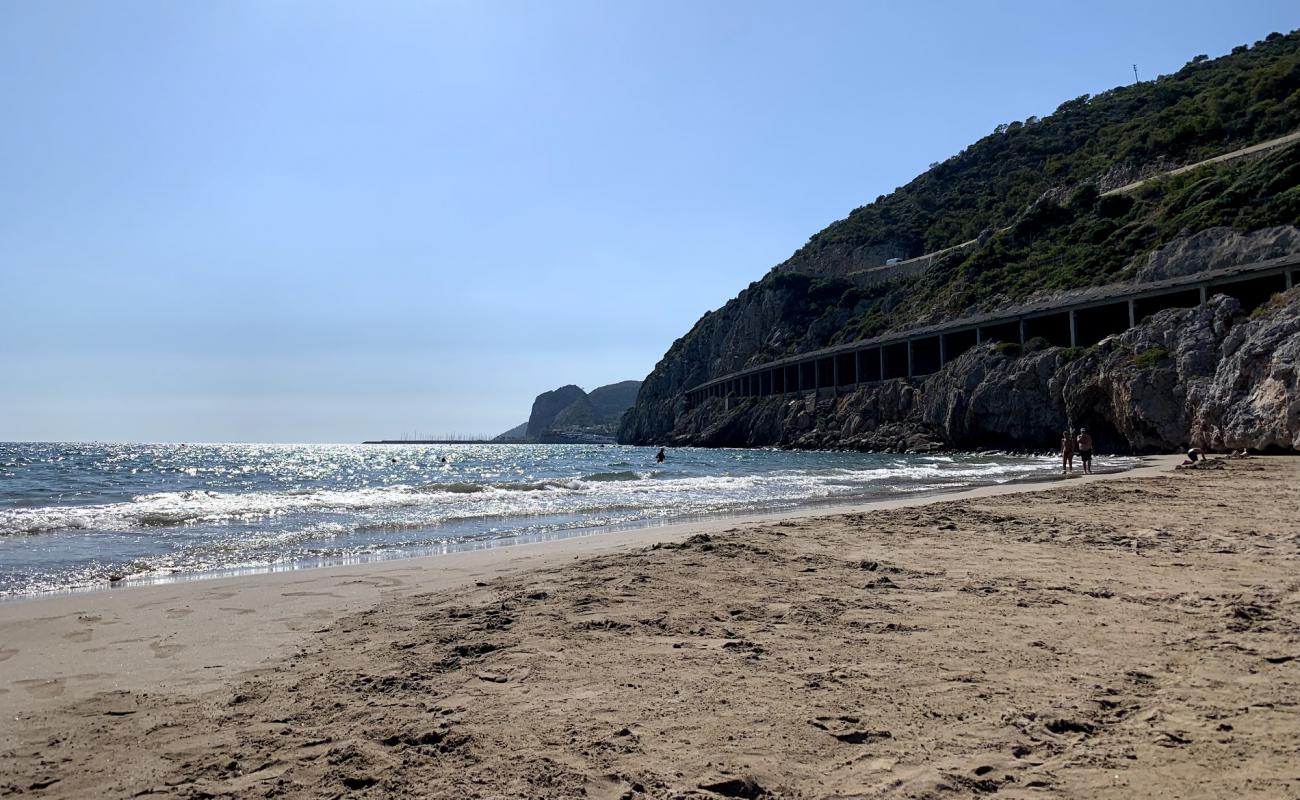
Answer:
1061, 430, 1075, 473
1077, 427, 1094, 474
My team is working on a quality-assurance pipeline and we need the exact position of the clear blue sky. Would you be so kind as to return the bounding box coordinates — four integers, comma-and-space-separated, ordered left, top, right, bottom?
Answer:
2, 1, 1295, 442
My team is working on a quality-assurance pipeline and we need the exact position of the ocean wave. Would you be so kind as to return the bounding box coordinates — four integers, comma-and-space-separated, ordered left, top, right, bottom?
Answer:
0, 454, 1099, 541
0, 477, 602, 536
415, 482, 488, 494
495, 479, 586, 492
0, 486, 431, 536
580, 470, 645, 482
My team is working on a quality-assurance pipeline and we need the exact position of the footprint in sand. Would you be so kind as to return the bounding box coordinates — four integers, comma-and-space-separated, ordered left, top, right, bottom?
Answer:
276, 609, 335, 631
150, 640, 185, 659
134, 597, 181, 610
810, 715, 892, 744
281, 591, 342, 598
217, 607, 258, 616
15, 678, 65, 699
0, 647, 18, 662
335, 576, 404, 589
63, 629, 93, 643
165, 608, 194, 619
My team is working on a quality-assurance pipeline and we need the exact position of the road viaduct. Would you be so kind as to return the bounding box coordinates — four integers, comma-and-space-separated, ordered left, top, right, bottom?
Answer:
685, 254, 1298, 409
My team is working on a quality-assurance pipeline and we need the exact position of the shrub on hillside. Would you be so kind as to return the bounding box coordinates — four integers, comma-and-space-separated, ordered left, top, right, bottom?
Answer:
1133, 346, 1170, 369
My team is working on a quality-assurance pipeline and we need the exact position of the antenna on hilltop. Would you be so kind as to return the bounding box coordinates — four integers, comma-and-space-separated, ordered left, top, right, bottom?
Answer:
1133, 64, 1139, 84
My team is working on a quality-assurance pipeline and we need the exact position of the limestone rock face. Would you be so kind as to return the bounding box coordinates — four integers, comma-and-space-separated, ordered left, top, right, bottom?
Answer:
1138, 225, 1300, 282
1052, 299, 1234, 451
922, 346, 1067, 449
641, 292, 1300, 453
617, 274, 873, 445
1189, 294, 1300, 450
617, 225, 1299, 449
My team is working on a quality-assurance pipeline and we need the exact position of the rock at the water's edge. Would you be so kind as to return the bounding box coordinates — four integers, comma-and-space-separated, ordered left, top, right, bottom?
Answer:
626, 291, 1300, 454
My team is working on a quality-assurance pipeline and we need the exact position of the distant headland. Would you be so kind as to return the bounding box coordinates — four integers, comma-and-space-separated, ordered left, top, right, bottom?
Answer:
366, 379, 642, 445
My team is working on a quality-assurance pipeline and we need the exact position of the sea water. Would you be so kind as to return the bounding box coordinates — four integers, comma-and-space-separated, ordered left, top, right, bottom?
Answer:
0, 443, 1137, 597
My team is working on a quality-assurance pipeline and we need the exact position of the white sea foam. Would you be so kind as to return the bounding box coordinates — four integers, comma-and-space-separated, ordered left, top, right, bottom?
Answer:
0, 459, 1059, 538
0, 443, 1141, 596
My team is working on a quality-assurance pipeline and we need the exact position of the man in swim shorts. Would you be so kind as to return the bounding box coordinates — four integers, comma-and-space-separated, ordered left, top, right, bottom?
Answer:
1077, 427, 1094, 474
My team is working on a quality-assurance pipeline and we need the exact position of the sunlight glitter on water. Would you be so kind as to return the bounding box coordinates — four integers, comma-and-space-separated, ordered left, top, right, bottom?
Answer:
0, 443, 1138, 596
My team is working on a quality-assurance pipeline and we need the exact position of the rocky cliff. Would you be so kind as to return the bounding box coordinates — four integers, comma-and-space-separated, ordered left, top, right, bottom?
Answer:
617, 272, 889, 446
619, 33, 1300, 452
586, 381, 642, 422
645, 292, 1299, 454
525, 385, 589, 440
1138, 225, 1300, 282
497, 380, 643, 444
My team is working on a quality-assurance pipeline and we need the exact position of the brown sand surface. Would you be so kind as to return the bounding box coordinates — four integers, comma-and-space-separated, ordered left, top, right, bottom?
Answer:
2, 457, 1298, 798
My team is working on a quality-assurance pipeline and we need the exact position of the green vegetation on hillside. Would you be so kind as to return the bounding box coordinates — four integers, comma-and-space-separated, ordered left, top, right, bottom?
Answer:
787, 31, 1300, 266
1133, 346, 1170, 370
736, 137, 1299, 361
624, 31, 1300, 445
919, 141, 1299, 309
649, 33, 1300, 380
824, 139, 1299, 344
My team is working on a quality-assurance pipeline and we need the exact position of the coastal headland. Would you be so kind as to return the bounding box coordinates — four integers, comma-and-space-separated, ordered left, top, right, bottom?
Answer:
4, 455, 1298, 798
618, 33, 1300, 455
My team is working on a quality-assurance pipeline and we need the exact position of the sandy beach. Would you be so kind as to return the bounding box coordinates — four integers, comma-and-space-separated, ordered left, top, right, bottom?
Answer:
3, 455, 1298, 798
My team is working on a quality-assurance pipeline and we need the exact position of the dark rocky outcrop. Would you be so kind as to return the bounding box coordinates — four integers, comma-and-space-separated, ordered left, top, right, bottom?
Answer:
620, 226, 1300, 450
494, 421, 529, 442
617, 273, 882, 446
640, 292, 1300, 453
498, 381, 644, 444
586, 381, 642, 421
526, 385, 589, 440
549, 392, 600, 432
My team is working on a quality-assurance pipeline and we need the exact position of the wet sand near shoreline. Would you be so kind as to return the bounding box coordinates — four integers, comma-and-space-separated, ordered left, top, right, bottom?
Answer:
3, 456, 1298, 798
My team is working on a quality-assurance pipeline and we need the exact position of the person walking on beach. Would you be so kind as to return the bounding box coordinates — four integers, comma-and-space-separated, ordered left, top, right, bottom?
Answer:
1077, 428, 1094, 474
655, 447, 666, 463
1061, 430, 1075, 473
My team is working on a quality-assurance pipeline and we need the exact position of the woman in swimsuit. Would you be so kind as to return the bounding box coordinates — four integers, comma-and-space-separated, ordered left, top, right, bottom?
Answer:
1061, 430, 1075, 473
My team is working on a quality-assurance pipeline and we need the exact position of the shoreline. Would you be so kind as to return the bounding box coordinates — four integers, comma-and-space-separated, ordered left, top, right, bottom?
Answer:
0, 455, 1174, 724
5, 453, 1297, 798
1, 455, 1152, 604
